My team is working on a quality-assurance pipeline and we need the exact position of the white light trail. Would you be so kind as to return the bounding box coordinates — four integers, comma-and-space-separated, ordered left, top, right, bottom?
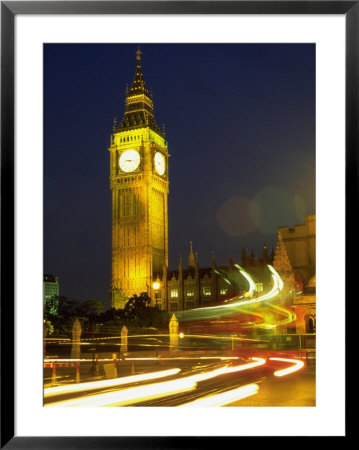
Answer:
178, 383, 259, 407
235, 264, 256, 295
44, 368, 181, 398
49, 377, 197, 407
47, 358, 266, 407
269, 357, 305, 377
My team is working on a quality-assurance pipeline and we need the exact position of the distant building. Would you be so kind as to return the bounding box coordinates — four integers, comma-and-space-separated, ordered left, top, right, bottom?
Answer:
273, 215, 316, 334
43, 274, 59, 314
154, 242, 273, 312
277, 214, 315, 287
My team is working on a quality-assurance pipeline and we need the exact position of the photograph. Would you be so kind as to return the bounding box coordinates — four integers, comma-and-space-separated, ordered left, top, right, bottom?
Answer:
43, 43, 316, 407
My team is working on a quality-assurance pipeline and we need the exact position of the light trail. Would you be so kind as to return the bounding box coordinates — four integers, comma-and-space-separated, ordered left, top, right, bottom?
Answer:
234, 265, 256, 296
47, 358, 266, 407
269, 357, 305, 377
49, 266, 285, 342
44, 368, 181, 398
265, 304, 297, 328
186, 265, 284, 314
142, 264, 283, 324
44, 356, 242, 363
49, 377, 197, 407
182, 357, 266, 384
178, 383, 259, 407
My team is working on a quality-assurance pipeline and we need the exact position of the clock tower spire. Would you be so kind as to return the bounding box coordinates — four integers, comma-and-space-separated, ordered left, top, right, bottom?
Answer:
109, 47, 169, 309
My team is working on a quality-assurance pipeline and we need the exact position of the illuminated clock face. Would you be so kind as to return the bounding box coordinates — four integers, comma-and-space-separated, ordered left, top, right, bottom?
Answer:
119, 150, 140, 172
154, 152, 165, 176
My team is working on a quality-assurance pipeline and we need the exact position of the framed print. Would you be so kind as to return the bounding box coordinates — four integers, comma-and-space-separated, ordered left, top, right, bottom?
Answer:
1, 1, 355, 447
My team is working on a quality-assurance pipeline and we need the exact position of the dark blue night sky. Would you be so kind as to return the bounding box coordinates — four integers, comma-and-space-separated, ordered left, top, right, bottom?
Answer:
44, 43, 315, 307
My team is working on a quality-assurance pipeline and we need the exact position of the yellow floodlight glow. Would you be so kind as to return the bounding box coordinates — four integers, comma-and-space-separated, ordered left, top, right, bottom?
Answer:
152, 281, 160, 291
269, 357, 305, 377
179, 383, 259, 407
49, 377, 197, 407
44, 368, 181, 398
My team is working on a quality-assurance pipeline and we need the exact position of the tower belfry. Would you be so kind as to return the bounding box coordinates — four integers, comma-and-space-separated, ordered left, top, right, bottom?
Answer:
109, 47, 169, 308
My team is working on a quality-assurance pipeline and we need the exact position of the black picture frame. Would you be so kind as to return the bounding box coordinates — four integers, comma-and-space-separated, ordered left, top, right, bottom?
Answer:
1, 1, 354, 447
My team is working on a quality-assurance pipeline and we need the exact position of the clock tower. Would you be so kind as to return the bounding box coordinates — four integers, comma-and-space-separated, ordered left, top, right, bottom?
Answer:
109, 47, 169, 309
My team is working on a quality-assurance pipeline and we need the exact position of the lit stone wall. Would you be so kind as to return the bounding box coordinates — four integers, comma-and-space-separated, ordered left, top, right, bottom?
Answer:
109, 127, 169, 306
278, 214, 316, 286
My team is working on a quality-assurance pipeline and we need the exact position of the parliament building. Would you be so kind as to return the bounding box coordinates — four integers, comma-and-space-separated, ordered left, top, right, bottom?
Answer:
108, 47, 275, 311
108, 47, 315, 328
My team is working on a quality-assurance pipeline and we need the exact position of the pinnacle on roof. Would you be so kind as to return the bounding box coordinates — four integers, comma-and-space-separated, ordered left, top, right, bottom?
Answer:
127, 45, 152, 98
115, 46, 163, 136
273, 231, 293, 274
188, 241, 195, 268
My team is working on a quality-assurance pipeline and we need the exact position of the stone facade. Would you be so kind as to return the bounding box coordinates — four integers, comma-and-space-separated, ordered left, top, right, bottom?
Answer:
278, 214, 315, 287
274, 215, 316, 334
154, 243, 274, 312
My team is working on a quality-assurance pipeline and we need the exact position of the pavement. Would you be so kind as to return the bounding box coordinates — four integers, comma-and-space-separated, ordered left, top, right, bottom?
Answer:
227, 365, 316, 407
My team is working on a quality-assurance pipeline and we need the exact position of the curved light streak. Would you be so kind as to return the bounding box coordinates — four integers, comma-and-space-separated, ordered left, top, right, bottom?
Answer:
234, 264, 256, 295
268, 304, 297, 327
72, 265, 285, 331
267, 265, 284, 292
269, 357, 305, 377
179, 269, 281, 323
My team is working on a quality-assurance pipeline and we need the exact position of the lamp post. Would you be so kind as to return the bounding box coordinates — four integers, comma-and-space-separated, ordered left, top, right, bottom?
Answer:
152, 281, 160, 307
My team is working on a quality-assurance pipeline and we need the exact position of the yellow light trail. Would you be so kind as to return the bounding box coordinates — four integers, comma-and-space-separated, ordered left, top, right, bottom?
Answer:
178, 383, 260, 407
44, 355, 242, 364
49, 377, 197, 407
183, 357, 266, 384
266, 304, 297, 327
44, 368, 181, 398
47, 358, 266, 407
269, 357, 305, 377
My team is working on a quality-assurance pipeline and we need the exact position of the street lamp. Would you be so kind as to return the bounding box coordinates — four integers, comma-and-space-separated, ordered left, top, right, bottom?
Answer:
152, 281, 160, 307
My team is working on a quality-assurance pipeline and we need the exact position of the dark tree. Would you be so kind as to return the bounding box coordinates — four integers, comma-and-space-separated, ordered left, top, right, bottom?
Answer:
124, 292, 160, 327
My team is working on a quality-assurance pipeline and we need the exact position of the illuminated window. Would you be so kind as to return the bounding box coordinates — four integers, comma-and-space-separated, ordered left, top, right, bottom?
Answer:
255, 283, 263, 292
202, 286, 211, 296
220, 288, 228, 295
170, 289, 178, 298
186, 288, 194, 297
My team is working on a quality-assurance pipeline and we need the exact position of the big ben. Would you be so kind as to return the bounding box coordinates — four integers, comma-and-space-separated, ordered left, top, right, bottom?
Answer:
109, 47, 169, 309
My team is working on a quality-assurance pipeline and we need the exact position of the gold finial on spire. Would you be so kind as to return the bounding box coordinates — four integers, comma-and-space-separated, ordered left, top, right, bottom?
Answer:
136, 45, 142, 62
